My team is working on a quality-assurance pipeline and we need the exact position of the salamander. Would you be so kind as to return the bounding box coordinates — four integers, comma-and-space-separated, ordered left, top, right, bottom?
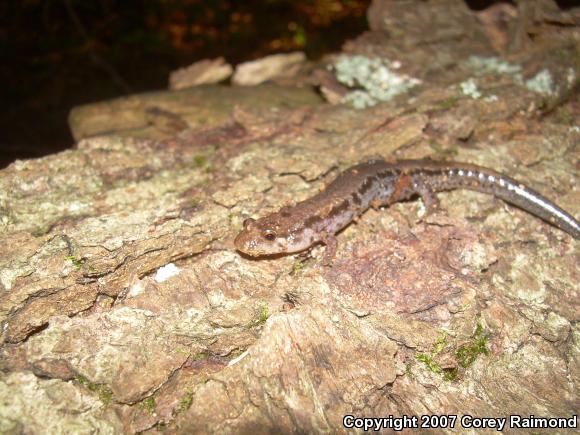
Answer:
234, 158, 580, 261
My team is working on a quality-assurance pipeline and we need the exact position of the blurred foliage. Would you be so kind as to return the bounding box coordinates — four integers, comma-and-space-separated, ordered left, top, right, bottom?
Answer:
0, 0, 369, 166
1, 0, 369, 92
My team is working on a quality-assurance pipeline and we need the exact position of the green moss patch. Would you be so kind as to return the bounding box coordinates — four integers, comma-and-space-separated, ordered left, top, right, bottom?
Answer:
76, 375, 114, 405
455, 322, 489, 369
415, 322, 489, 381
248, 302, 269, 328
64, 255, 85, 269
140, 396, 156, 414
178, 390, 194, 413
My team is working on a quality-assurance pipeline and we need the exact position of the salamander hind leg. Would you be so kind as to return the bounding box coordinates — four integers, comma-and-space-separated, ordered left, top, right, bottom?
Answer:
417, 187, 441, 217
320, 232, 338, 266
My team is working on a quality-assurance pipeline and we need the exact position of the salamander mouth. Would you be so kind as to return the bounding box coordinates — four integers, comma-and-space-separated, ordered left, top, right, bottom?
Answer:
236, 245, 268, 257
233, 232, 255, 255
235, 244, 284, 258
233, 232, 273, 256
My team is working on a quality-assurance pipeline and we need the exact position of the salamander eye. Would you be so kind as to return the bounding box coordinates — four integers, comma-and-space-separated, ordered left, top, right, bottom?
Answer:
263, 230, 277, 241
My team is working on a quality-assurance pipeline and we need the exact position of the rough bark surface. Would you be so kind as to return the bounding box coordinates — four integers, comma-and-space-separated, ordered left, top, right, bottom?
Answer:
1, 1, 579, 433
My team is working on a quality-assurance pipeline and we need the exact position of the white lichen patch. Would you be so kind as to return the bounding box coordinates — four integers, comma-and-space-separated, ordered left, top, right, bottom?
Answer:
0, 268, 28, 291
493, 252, 551, 306
459, 78, 482, 99
333, 55, 421, 108
343, 90, 377, 108
154, 263, 180, 283
566, 67, 575, 87
127, 280, 145, 297
457, 240, 497, 273
467, 56, 522, 77
543, 311, 571, 342
66, 201, 89, 213
525, 69, 555, 96
465, 56, 565, 98
206, 289, 227, 308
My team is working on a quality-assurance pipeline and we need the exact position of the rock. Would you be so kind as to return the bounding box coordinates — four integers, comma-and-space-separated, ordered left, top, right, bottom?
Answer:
169, 57, 233, 89
232, 52, 306, 86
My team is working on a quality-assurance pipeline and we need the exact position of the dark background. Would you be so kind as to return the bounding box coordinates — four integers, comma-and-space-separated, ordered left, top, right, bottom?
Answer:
0, 0, 369, 168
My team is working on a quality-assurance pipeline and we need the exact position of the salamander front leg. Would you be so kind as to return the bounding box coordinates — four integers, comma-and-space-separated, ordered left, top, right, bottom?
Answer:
320, 232, 338, 266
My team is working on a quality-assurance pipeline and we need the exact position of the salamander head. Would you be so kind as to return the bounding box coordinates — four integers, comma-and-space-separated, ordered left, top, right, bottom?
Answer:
234, 211, 316, 257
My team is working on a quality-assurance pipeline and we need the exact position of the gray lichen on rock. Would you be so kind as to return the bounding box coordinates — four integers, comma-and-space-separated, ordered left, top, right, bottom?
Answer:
333, 55, 422, 108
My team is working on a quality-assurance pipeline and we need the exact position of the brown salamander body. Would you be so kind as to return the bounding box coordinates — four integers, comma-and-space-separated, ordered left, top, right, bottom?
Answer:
234, 159, 580, 259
